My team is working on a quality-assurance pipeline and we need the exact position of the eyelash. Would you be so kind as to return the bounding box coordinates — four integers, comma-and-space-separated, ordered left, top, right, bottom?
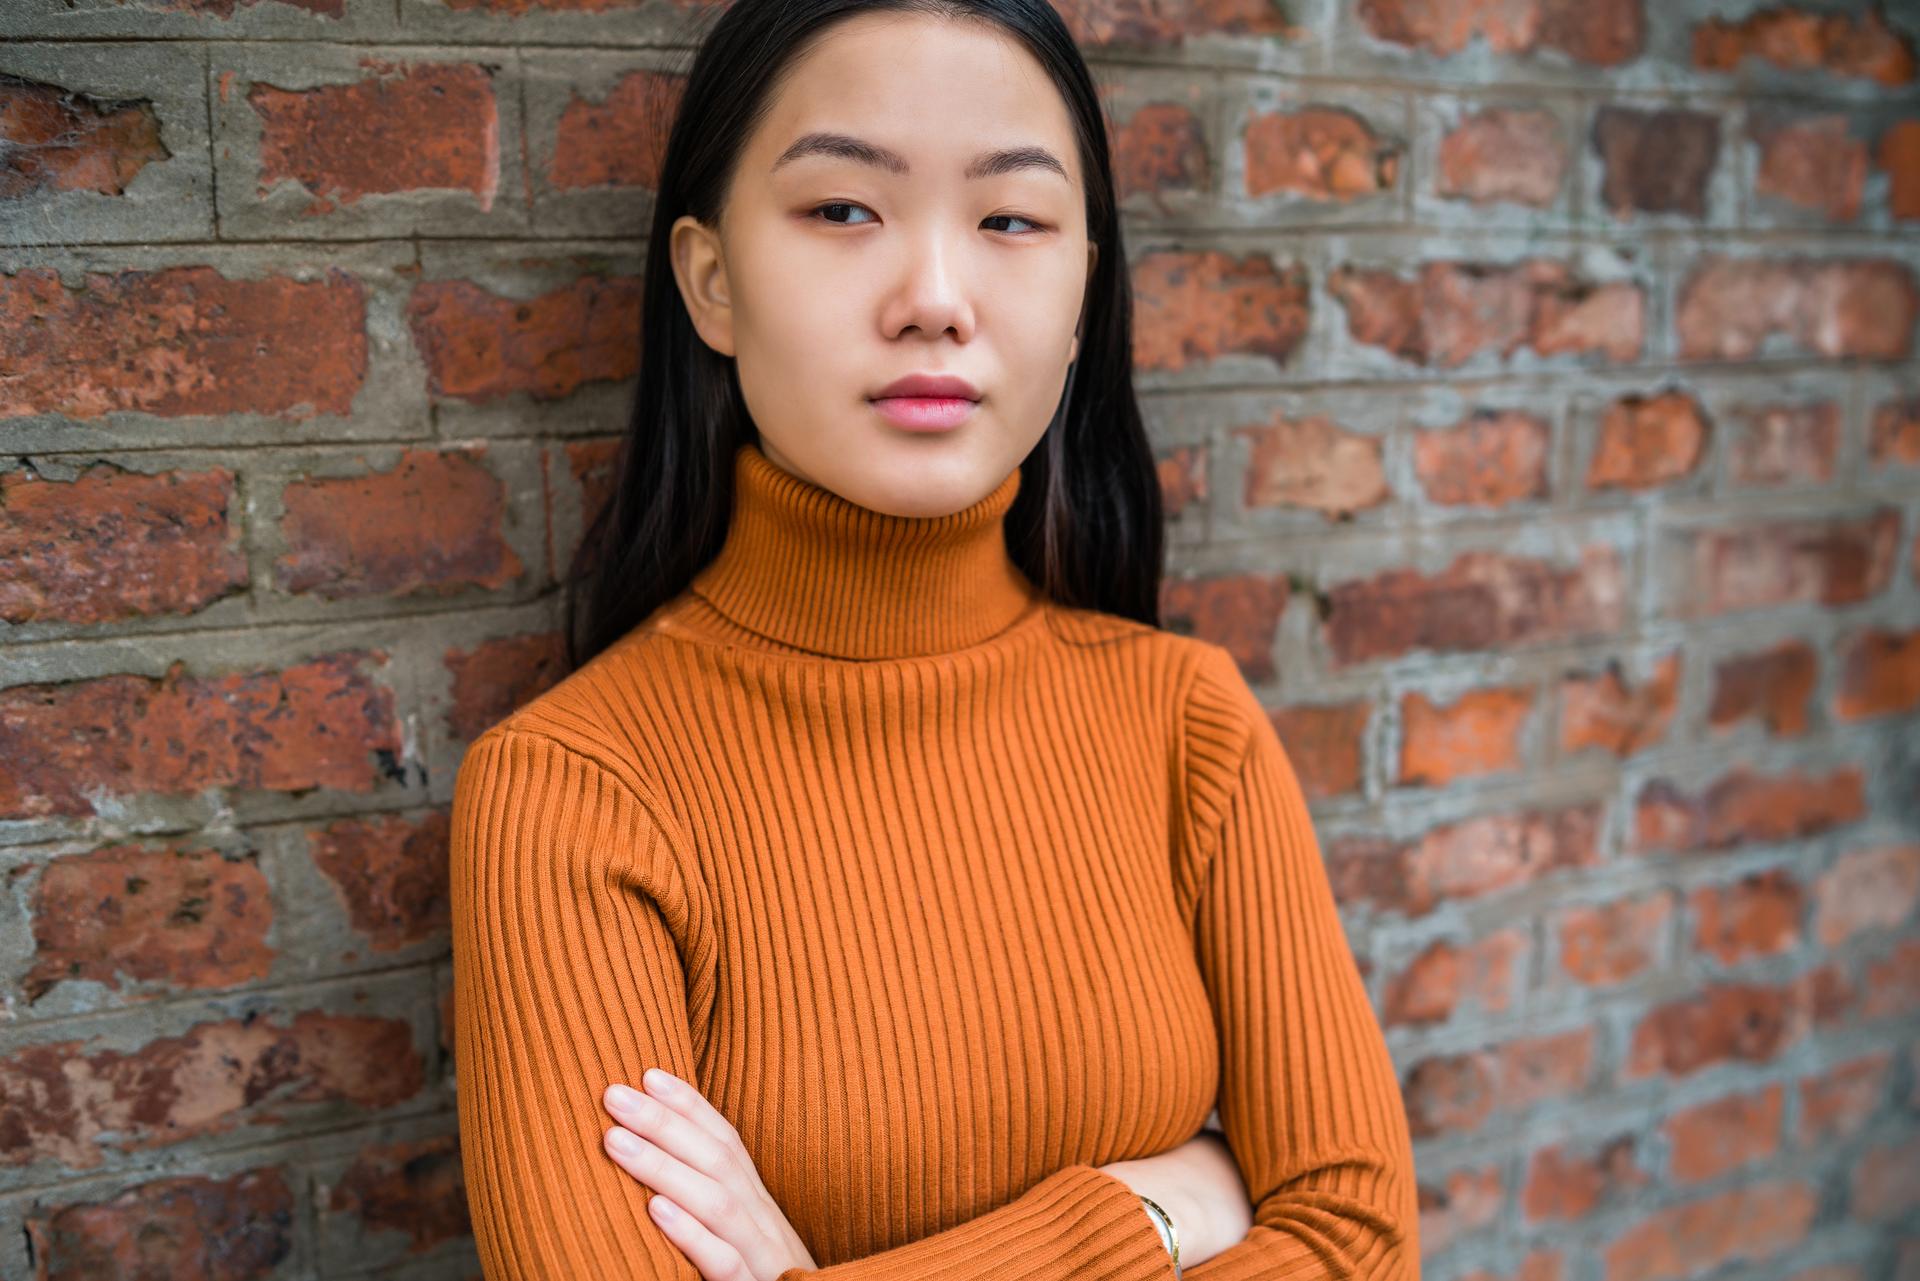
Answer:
808, 201, 1048, 235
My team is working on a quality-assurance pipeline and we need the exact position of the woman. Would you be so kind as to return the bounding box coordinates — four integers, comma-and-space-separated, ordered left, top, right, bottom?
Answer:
448, 0, 1421, 1275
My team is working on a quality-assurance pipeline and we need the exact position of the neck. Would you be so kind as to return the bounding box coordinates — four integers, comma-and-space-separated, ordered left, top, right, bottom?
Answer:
686, 441, 1040, 660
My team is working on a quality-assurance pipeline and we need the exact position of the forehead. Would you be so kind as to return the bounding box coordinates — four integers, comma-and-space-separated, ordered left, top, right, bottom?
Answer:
748, 12, 1081, 181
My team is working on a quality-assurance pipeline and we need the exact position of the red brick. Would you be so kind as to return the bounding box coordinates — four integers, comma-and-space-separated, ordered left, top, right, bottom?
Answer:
1690, 868, 1803, 964
1862, 939, 1920, 1020
1881, 119, 1920, 219
1158, 571, 1289, 682
549, 69, 684, 191
1402, 1027, 1595, 1139
1270, 700, 1369, 800
1709, 641, 1817, 737
1603, 1181, 1816, 1281
1243, 107, 1399, 201
0, 654, 401, 821
0, 464, 248, 626
1633, 764, 1866, 855
1664, 1085, 1784, 1182
1399, 685, 1532, 785
1359, 0, 1645, 65
0, 74, 168, 201
445, 630, 569, 741
1798, 1053, 1892, 1145
22, 843, 274, 1005
1813, 844, 1920, 947
1418, 1164, 1503, 1253
1112, 102, 1210, 201
1156, 445, 1208, 521
326, 1133, 471, 1253
0, 266, 367, 420
1592, 106, 1721, 219
1324, 546, 1625, 667
1327, 802, 1602, 916
248, 60, 499, 215
1626, 981, 1810, 1079
1869, 397, 1920, 465
1235, 414, 1389, 520
1672, 508, 1902, 616
1676, 256, 1918, 360
1693, 7, 1916, 86
1835, 627, 1920, 721
1524, 1136, 1648, 1222
275, 448, 525, 600
1435, 107, 1567, 208
1382, 929, 1527, 1026
1131, 250, 1310, 372
1053, 0, 1295, 48
1586, 391, 1711, 491
23, 1167, 295, 1281
1554, 893, 1671, 986
0, 1011, 424, 1170
1329, 260, 1644, 367
547, 435, 624, 581
440, 0, 643, 11
1852, 1134, 1920, 1221
1728, 401, 1840, 486
406, 273, 643, 403
1559, 653, 1679, 757
172, 0, 339, 12
1753, 115, 1868, 221
1413, 410, 1551, 508
308, 810, 452, 952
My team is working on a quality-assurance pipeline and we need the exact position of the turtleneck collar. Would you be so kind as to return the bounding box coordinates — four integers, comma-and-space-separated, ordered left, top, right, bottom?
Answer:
686, 440, 1041, 660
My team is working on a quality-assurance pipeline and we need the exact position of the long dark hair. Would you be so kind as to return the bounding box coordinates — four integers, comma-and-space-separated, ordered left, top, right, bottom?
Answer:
563, 0, 1163, 672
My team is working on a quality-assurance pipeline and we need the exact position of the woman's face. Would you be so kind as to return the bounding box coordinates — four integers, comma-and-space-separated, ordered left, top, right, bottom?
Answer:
669, 11, 1097, 518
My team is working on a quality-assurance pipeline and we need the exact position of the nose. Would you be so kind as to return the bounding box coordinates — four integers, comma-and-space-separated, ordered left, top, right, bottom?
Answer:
881, 228, 976, 343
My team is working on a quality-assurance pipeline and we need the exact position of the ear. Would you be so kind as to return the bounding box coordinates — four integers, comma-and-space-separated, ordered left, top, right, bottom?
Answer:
670, 214, 736, 357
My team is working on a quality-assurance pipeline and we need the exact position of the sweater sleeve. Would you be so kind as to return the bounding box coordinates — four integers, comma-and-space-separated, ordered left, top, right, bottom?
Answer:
452, 725, 1178, 1281
1177, 646, 1422, 1280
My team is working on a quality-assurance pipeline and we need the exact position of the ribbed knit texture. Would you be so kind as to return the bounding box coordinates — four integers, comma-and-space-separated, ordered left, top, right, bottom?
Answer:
450, 440, 1421, 1280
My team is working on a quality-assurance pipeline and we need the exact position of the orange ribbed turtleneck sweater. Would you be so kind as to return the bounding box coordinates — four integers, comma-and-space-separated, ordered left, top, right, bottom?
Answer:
450, 441, 1420, 1280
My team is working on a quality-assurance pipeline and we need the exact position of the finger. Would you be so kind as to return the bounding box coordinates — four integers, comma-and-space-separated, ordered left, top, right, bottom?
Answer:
646, 1193, 750, 1281
605, 1082, 730, 1177
641, 1069, 756, 1165
602, 1125, 724, 1210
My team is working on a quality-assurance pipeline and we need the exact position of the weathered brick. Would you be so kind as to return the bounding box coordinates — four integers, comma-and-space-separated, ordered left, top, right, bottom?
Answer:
1752, 114, 1868, 221
23, 1167, 295, 1281
325, 1132, 471, 1255
1868, 396, 1920, 466
1861, 939, 1920, 1021
1693, 7, 1916, 86
275, 448, 525, 600
1524, 1136, 1649, 1222
1243, 107, 1399, 201
0, 72, 168, 201
1435, 107, 1567, 208
1401, 1027, 1595, 1139
1234, 414, 1389, 520
1112, 102, 1210, 201
0, 654, 401, 821
1813, 844, 1920, 947
1324, 546, 1625, 666
1881, 119, 1920, 219
1852, 1134, 1920, 1221
1399, 685, 1532, 785
1381, 929, 1527, 1026
1329, 260, 1643, 367
1554, 893, 1671, 986
1591, 106, 1720, 219
1131, 250, 1311, 371
1798, 1053, 1892, 1144
1709, 641, 1816, 737
1156, 445, 1208, 521
1418, 1164, 1503, 1253
1159, 571, 1289, 682
1626, 981, 1811, 1079
1728, 402, 1840, 487
1667, 508, 1901, 617
22, 843, 274, 1005
308, 810, 451, 952
406, 273, 643, 403
0, 1012, 424, 1170
1603, 1181, 1816, 1281
445, 630, 568, 741
1585, 391, 1711, 492
1836, 627, 1920, 721
1413, 410, 1551, 507
1270, 700, 1368, 799
1632, 764, 1866, 855
1676, 256, 1918, 361
1690, 868, 1804, 964
1359, 0, 1645, 65
1665, 1086, 1785, 1183
1559, 653, 1678, 757
1327, 802, 1602, 916
249, 60, 500, 216
1054, 0, 1294, 48
0, 266, 367, 420
548, 68, 683, 191
0, 464, 248, 626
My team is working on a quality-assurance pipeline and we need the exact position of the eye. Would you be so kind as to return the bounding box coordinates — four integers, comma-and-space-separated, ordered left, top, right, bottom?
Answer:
811, 201, 877, 226
984, 213, 1047, 235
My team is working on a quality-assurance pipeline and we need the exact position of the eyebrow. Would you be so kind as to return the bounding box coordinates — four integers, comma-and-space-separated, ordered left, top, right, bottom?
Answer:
770, 131, 1071, 183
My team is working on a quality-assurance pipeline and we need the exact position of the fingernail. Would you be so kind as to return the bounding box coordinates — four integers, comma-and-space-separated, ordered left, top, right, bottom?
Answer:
644, 1068, 676, 1097
651, 1196, 678, 1220
609, 1129, 640, 1155
608, 1084, 641, 1110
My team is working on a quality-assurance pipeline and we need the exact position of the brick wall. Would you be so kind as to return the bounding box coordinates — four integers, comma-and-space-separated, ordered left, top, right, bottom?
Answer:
2, 0, 1917, 1277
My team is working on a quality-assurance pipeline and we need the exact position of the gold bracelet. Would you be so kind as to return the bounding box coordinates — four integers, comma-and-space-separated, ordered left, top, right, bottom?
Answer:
1137, 1194, 1182, 1278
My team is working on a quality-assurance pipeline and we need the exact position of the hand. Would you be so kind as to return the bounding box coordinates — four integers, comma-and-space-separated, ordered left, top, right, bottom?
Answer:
1099, 1127, 1252, 1270
603, 1068, 819, 1280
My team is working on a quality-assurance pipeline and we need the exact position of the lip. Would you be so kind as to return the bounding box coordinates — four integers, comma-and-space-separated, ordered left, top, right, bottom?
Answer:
869, 396, 976, 432
871, 373, 980, 401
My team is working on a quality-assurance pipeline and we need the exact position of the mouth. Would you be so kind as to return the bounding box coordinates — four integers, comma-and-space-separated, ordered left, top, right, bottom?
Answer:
866, 395, 978, 432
